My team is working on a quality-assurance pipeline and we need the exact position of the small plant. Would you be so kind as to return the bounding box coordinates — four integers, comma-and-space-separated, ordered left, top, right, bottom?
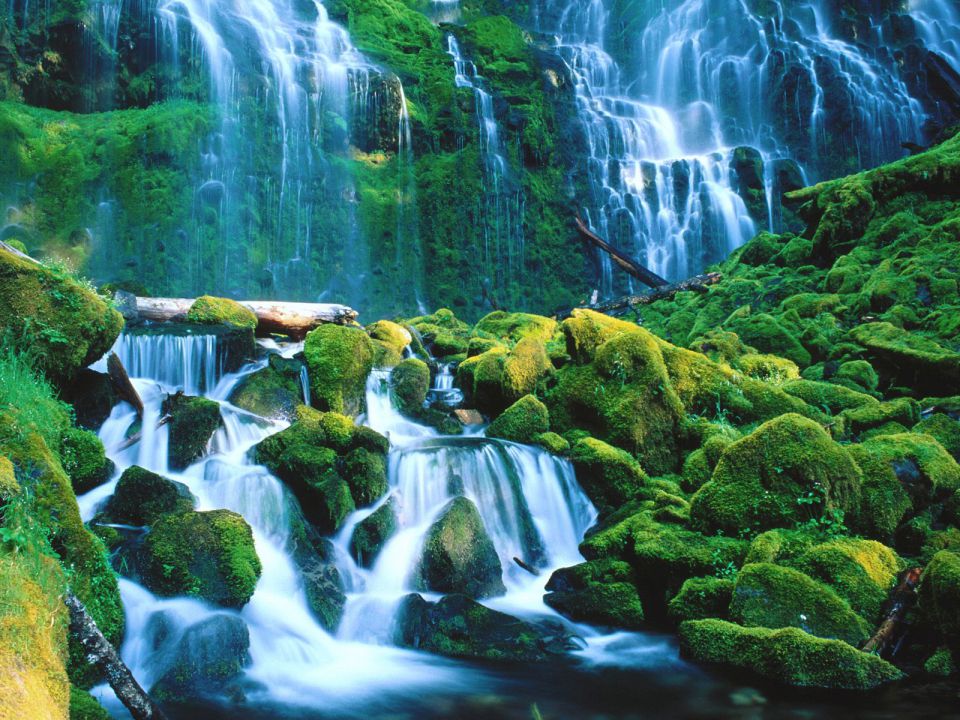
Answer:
711, 547, 738, 580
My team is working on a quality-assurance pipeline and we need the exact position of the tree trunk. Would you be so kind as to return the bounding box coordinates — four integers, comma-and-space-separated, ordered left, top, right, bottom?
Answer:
66, 592, 168, 720
134, 297, 358, 338
862, 566, 923, 658
574, 217, 670, 289
107, 352, 144, 417
558, 272, 722, 320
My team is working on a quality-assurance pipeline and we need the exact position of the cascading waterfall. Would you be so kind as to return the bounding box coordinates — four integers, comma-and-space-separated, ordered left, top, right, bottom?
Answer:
532, 0, 930, 291
912, 0, 960, 68
446, 34, 526, 289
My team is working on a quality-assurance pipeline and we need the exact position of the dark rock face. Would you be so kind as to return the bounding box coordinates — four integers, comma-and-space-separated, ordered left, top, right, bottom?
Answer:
394, 593, 581, 662
349, 498, 398, 568
288, 513, 347, 633
162, 393, 223, 470
414, 496, 505, 599
59, 369, 117, 431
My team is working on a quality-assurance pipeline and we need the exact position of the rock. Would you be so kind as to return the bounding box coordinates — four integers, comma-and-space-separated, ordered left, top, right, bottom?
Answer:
472, 311, 557, 345
534, 431, 569, 455
288, 512, 346, 632
59, 369, 117, 431
667, 576, 735, 623
303, 324, 374, 416
366, 319, 411, 359
544, 559, 644, 629
915, 413, 960, 460
395, 593, 577, 662
486, 394, 549, 444
97, 465, 194, 526
690, 413, 862, 535
151, 614, 250, 702
849, 322, 960, 394
729, 563, 871, 646
59, 428, 113, 494
391, 358, 430, 417
919, 550, 960, 652
139, 509, 261, 608
0, 246, 124, 384
162, 393, 223, 470
858, 432, 960, 509
415, 496, 505, 599
228, 353, 304, 421
457, 337, 553, 416
454, 408, 484, 425
679, 619, 902, 690
406, 308, 471, 358
569, 436, 648, 513
350, 498, 398, 568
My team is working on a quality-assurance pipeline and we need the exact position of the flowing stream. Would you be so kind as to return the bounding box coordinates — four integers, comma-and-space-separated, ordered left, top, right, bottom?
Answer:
80, 331, 681, 717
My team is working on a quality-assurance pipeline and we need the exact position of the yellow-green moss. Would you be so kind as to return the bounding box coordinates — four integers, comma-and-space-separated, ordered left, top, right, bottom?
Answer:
472, 311, 557, 345
367, 320, 411, 357
569, 437, 648, 512
486, 394, 549, 444
919, 550, 960, 651
303, 324, 375, 416
185, 295, 257, 330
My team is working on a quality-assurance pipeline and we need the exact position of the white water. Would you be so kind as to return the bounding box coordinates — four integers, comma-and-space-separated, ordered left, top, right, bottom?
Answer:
80, 331, 679, 715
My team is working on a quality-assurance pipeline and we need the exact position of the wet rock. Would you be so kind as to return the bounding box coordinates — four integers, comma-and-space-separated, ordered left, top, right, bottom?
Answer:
59, 369, 117, 431
228, 353, 305, 421
350, 498, 398, 568
289, 512, 346, 632
162, 392, 223, 470
96, 465, 194, 526
545, 559, 645, 629
60, 427, 113, 494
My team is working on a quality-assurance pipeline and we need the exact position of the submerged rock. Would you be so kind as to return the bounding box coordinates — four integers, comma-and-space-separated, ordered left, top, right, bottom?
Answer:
415, 496, 505, 599
395, 593, 578, 662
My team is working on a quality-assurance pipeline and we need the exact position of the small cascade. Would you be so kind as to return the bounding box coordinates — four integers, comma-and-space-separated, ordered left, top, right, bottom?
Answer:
396, 86, 427, 314
446, 34, 526, 291
91, 332, 221, 395
427, 362, 464, 410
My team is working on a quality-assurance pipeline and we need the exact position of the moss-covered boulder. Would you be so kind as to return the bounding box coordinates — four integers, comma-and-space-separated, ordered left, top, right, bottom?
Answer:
161, 393, 222, 470
534, 431, 569, 455
842, 398, 921, 437
395, 593, 574, 662
150, 614, 250, 702
729, 563, 871, 645
679, 619, 902, 689
59, 369, 117, 431
919, 550, 960, 651
457, 337, 552, 415
391, 358, 430, 417
690, 414, 862, 535
725, 311, 811, 367
406, 308, 471, 358
915, 413, 960, 460
846, 443, 913, 541
472, 311, 556, 345
60, 428, 113, 494
303, 324, 374, 416
569, 437, 648, 513
415, 496, 505, 599
139, 510, 261, 608
859, 433, 960, 510
228, 354, 304, 421
185, 295, 257, 330
544, 559, 644, 629
287, 512, 346, 632
486, 394, 549, 444
0, 248, 124, 384
349, 498, 398, 568
97, 466, 194, 526
849, 322, 960, 394
366, 319, 411, 364
667, 576, 735, 623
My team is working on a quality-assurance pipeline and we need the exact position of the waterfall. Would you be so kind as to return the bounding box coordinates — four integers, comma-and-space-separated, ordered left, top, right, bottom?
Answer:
532, 0, 930, 291
446, 34, 526, 291
912, 0, 960, 68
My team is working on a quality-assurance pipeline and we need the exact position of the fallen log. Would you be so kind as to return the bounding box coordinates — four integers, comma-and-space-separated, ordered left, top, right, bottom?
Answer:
0, 240, 40, 263
862, 566, 923, 658
107, 352, 144, 417
557, 272, 722, 320
112, 415, 173, 453
66, 591, 168, 720
574, 217, 669, 289
134, 297, 358, 338
513, 556, 540, 576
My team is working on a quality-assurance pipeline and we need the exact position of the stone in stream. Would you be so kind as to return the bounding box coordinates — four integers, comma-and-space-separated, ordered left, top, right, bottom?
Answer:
228, 353, 306, 421
414, 496, 505, 599
394, 593, 581, 662
288, 509, 347, 633
161, 392, 223, 470
349, 498, 398, 569
544, 559, 645, 630
95, 465, 194, 526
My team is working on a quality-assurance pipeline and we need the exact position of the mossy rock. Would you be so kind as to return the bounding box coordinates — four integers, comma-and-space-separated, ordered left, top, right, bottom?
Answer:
303, 324, 374, 416
679, 619, 902, 689
915, 413, 960, 460
560, 309, 639, 364
349, 498, 398, 568
690, 414, 862, 535
849, 322, 960, 393
161, 394, 222, 470
668, 576, 735, 623
846, 443, 912, 540
924, 647, 957, 677
59, 370, 117, 431
0, 248, 124, 384
729, 563, 871, 645
287, 510, 346, 632
366, 319, 411, 357
185, 295, 257, 330
734, 353, 799, 382
724, 311, 811, 367
841, 398, 921, 437
69, 687, 110, 720
859, 432, 960, 509
458, 338, 552, 416
415, 496, 505, 599
97, 466, 194, 526
919, 550, 960, 651
486, 394, 549, 444
534, 431, 569, 455
395, 593, 573, 662
544, 559, 644, 629
391, 358, 430, 417
60, 428, 113, 495
782, 379, 877, 414
139, 510, 261, 608
835, 360, 879, 393
472, 311, 556, 345
570, 437, 648, 513
228, 354, 304, 421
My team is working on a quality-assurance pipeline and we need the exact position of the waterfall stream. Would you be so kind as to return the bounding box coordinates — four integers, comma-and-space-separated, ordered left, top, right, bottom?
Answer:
79, 331, 670, 716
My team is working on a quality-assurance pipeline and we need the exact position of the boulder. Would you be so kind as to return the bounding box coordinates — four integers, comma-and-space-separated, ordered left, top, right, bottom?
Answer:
667, 576, 735, 623
350, 499, 398, 568
228, 354, 304, 421
544, 559, 644, 629
303, 324, 374, 416
288, 512, 346, 632
59, 428, 113, 494
569, 437, 648, 513
391, 358, 430, 417
186, 295, 257, 330
486, 394, 549, 444
162, 393, 222, 470
97, 466, 194, 526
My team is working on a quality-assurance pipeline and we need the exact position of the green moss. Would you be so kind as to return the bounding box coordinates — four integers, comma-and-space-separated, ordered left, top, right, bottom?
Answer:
924, 647, 957, 677
0, 248, 123, 384
392, 358, 430, 417
724, 311, 811, 367
569, 437, 648, 513
59, 428, 112, 495
668, 576, 735, 623
842, 398, 921, 437
919, 550, 960, 651
415, 496, 504, 599
691, 414, 862, 535
915, 413, 960, 460
534, 431, 569, 455
544, 559, 644, 629
846, 444, 912, 540
228, 355, 304, 421
140, 509, 261, 608
860, 432, 960, 508
185, 295, 257, 330
472, 311, 557, 345
729, 563, 871, 645
349, 498, 397, 568
835, 360, 879, 393
735, 353, 799, 383
304, 324, 375, 416
367, 320, 412, 357
161, 394, 222, 470
69, 687, 110, 720
849, 322, 960, 393
679, 619, 902, 689
782, 379, 877, 415
97, 465, 193, 526
486, 394, 549, 444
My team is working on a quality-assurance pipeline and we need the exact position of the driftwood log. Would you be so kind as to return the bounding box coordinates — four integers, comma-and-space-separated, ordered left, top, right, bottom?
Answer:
557, 272, 722, 320
107, 352, 144, 417
862, 566, 923, 657
574, 217, 670, 289
135, 297, 358, 338
66, 592, 168, 720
